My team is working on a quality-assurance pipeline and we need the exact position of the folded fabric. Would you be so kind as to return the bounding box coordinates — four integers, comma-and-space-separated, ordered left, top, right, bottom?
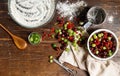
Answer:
59, 45, 120, 76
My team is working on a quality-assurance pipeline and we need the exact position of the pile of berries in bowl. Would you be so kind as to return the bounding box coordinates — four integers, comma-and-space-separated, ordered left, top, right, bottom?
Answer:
87, 29, 119, 60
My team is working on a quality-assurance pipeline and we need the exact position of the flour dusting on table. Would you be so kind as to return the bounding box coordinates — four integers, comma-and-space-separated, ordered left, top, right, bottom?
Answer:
56, 0, 87, 20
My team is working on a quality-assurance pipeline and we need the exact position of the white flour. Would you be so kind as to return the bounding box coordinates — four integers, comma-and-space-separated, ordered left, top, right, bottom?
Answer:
56, 0, 87, 20
8, 0, 55, 28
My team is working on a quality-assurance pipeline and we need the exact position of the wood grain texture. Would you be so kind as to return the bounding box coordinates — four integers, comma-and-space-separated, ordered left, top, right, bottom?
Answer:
0, 0, 120, 76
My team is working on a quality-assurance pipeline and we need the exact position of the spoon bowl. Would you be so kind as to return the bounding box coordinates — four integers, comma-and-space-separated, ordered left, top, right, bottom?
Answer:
12, 34, 27, 50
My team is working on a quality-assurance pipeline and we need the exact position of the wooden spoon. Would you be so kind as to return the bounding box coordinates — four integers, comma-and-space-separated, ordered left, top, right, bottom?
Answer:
0, 24, 27, 50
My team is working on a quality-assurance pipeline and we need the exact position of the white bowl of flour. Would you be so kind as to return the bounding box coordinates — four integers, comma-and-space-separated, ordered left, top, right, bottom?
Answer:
8, 0, 55, 28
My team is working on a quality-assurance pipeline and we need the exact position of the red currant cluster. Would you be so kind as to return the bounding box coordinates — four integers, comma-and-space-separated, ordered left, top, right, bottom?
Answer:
53, 21, 87, 51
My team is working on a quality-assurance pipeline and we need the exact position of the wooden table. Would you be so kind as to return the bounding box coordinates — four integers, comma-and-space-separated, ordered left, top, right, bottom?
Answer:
0, 0, 120, 76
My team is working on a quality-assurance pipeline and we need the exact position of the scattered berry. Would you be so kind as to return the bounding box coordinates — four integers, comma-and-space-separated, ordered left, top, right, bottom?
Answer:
49, 59, 53, 63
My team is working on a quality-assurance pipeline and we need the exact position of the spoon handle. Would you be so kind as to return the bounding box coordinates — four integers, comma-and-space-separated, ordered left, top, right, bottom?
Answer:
0, 24, 13, 36
53, 59, 76, 76
83, 22, 92, 30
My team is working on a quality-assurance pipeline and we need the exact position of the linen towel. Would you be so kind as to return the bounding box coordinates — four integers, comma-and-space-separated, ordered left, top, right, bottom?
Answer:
59, 45, 120, 76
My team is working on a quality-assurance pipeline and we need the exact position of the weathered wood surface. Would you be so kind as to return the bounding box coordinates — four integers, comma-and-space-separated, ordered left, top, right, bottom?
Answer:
0, 0, 120, 76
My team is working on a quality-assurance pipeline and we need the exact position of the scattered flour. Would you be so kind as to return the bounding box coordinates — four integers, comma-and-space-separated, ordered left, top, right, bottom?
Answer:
56, 0, 87, 20
8, 0, 55, 28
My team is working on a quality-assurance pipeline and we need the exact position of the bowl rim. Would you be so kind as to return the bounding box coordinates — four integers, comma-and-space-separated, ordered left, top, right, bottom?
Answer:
87, 29, 119, 60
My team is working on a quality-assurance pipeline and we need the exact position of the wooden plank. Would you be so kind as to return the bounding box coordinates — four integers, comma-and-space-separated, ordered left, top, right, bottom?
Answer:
0, 0, 120, 76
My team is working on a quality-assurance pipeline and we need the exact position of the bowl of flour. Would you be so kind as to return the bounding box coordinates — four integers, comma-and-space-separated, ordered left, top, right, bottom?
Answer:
8, 0, 55, 28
